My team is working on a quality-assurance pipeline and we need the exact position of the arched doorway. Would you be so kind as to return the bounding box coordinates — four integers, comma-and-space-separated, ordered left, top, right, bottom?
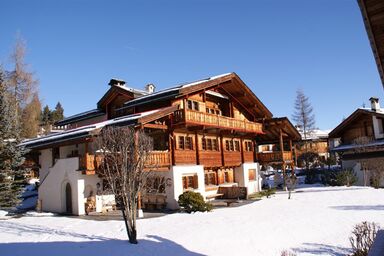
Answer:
65, 183, 72, 214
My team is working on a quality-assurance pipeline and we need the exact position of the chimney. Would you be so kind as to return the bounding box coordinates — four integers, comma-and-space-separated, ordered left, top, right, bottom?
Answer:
370, 97, 380, 111
108, 78, 126, 87
145, 83, 156, 94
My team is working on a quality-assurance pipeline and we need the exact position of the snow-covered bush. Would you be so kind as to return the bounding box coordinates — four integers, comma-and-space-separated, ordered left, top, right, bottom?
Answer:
178, 191, 212, 213
349, 221, 379, 256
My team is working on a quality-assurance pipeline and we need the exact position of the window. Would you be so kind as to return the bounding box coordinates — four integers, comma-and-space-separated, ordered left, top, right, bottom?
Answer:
248, 169, 256, 181
225, 140, 239, 151
187, 100, 199, 111
204, 171, 217, 186
234, 141, 240, 151
182, 174, 198, 190
205, 107, 221, 115
201, 138, 219, 151
178, 136, 193, 150
244, 141, 253, 152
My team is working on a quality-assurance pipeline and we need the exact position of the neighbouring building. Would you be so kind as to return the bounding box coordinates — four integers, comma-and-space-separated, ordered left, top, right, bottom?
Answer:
329, 97, 384, 187
295, 129, 330, 165
21, 73, 300, 215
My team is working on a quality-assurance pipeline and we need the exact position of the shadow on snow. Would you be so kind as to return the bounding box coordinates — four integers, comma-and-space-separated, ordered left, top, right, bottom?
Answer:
330, 205, 384, 211
0, 222, 206, 256
292, 243, 352, 256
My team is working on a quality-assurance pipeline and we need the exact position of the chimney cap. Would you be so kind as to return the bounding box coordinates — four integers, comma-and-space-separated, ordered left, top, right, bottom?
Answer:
145, 83, 156, 93
369, 97, 379, 102
108, 78, 126, 86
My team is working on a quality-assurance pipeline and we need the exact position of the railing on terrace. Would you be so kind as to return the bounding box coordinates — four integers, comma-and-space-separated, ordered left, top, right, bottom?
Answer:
174, 109, 263, 133
256, 151, 292, 163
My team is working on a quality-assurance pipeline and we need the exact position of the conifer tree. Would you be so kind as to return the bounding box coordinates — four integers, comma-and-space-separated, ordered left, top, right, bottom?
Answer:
0, 66, 28, 209
51, 102, 64, 123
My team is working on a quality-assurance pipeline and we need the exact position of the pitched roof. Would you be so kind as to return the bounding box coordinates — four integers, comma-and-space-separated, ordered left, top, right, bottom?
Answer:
257, 117, 301, 144
329, 108, 384, 138
22, 106, 178, 149
120, 72, 273, 119
55, 109, 105, 126
358, 0, 384, 87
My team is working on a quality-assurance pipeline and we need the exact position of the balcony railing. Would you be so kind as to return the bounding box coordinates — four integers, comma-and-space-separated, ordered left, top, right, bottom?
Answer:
79, 151, 171, 175
174, 109, 263, 133
145, 151, 171, 168
256, 151, 293, 163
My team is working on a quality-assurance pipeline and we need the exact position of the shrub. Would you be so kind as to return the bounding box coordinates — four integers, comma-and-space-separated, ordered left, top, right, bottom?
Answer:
304, 169, 320, 184
349, 221, 380, 256
335, 168, 357, 187
258, 188, 276, 198
281, 250, 296, 256
178, 191, 212, 213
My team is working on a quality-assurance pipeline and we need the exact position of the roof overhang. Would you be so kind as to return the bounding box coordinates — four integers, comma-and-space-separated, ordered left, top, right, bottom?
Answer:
358, 0, 384, 87
257, 117, 301, 144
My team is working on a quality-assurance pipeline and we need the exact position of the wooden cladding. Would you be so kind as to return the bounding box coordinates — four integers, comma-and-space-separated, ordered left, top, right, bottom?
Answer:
145, 151, 171, 168
173, 109, 263, 133
256, 151, 293, 163
79, 153, 102, 175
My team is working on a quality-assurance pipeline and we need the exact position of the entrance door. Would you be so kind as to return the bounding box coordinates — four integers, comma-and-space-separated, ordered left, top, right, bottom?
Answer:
65, 183, 72, 214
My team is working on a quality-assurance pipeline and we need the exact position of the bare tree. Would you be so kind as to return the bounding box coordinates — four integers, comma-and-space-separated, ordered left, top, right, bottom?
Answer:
7, 35, 39, 136
95, 126, 154, 244
292, 89, 316, 170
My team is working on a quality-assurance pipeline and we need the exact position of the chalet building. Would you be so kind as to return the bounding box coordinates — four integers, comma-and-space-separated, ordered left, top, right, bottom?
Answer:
21, 73, 300, 215
329, 97, 384, 186
295, 129, 330, 164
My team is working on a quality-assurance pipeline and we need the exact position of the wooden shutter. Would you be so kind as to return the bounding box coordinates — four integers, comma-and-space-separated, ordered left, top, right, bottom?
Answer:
228, 169, 234, 183
218, 170, 225, 184
193, 174, 199, 189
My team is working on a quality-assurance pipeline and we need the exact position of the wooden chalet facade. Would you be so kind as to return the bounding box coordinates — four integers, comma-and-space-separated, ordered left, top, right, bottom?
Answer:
22, 73, 300, 215
329, 97, 384, 187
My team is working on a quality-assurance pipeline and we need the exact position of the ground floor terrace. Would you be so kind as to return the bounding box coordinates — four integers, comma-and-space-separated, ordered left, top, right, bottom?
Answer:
37, 149, 263, 215
2, 185, 384, 256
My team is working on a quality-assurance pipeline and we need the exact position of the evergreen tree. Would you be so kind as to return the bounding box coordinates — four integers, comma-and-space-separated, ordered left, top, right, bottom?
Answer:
41, 105, 51, 125
51, 102, 64, 123
0, 66, 28, 209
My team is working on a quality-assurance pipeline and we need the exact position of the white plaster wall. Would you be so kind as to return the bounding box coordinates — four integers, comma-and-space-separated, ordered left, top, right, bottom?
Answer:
38, 157, 102, 215
166, 165, 205, 210
39, 149, 52, 180
343, 159, 384, 187
235, 162, 261, 195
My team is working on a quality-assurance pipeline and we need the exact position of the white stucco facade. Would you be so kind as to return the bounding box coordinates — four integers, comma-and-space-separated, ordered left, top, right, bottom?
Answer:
38, 156, 102, 215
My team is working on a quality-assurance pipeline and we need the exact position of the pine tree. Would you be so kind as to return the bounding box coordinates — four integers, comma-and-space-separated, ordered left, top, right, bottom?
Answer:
292, 89, 316, 170
0, 66, 28, 209
51, 102, 64, 123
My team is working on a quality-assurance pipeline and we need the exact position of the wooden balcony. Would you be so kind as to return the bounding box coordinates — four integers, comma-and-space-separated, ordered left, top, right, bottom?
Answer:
174, 109, 263, 133
145, 151, 171, 169
80, 151, 171, 175
256, 151, 293, 163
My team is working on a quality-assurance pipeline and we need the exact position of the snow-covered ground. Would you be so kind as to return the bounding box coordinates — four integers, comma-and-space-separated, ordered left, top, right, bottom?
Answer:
1, 185, 384, 256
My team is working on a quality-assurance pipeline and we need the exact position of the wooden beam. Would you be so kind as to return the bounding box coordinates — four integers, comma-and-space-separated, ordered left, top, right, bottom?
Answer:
195, 131, 200, 165
143, 123, 168, 130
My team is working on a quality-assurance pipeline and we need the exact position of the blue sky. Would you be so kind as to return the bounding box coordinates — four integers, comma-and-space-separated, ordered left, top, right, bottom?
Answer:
1, 0, 383, 130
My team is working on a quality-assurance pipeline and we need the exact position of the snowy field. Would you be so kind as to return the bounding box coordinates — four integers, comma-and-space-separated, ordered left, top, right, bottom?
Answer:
1, 185, 384, 256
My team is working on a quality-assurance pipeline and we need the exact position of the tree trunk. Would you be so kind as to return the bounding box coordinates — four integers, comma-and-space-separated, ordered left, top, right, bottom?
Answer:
121, 207, 138, 244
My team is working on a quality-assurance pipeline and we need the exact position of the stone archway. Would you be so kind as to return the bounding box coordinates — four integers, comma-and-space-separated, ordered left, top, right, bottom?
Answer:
65, 183, 72, 214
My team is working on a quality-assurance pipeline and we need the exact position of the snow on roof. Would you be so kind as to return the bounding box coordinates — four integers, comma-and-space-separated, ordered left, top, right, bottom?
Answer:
299, 129, 330, 140
358, 107, 384, 114
113, 83, 148, 95
123, 73, 232, 106
331, 139, 384, 151
21, 109, 160, 148
56, 109, 105, 125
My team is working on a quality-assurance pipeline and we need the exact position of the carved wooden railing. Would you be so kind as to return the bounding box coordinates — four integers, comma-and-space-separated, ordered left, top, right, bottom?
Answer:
256, 151, 293, 163
174, 109, 263, 133
145, 151, 171, 168
79, 151, 171, 175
